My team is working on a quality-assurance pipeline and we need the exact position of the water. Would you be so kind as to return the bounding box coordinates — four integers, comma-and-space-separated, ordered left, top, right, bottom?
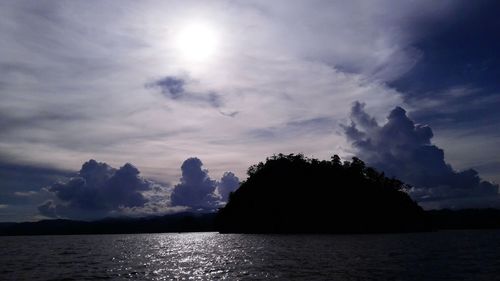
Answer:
1, 230, 500, 280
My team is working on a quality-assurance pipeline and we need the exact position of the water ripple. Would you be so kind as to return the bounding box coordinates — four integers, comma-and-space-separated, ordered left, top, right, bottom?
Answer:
1, 230, 500, 280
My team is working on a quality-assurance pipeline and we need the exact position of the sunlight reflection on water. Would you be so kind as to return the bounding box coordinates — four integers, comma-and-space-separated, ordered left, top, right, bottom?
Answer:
1, 230, 500, 280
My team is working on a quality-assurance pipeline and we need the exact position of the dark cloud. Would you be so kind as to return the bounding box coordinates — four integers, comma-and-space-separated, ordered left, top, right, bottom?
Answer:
170, 158, 219, 210
0, 158, 73, 221
0, 160, 72, 206
217, 172, 240, 202
219, 111, 239, 118
37, 200, 57, 218
152, 76, 185, 99
392, 0, 500, 95
147, 76, 228, 110
390, 1, 500, 136
343, 102, 499, 209
0, 161, 72, 192
39, 159, 155, 220
18, 156, 239, 221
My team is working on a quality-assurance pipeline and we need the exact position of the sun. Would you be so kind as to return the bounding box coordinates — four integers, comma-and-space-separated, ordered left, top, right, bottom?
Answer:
175, 22, 219, 62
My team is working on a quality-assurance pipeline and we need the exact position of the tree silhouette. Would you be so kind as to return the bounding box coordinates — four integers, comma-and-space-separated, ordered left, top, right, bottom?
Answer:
216, 154, 429, 233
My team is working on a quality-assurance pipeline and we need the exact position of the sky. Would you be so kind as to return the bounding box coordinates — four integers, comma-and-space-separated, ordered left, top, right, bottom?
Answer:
1, 0, 499, 221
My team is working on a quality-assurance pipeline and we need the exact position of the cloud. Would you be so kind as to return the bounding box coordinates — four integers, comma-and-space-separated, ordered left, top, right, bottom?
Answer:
147, 75, 224, 109
170, 157, 219, 210
29, 156, 240, 220
13, 191, 38, 197
4, 0, 499, 218
150, 76, 185, 99
0, 160, 72, 198
116, 184, 189, 218
392, 1, 500, 94
39, 159, 161, 220
37, 200, 57, 218
0, 0, 417, 185
217, 172, 240, 202
0, 158, 73, 221
388, 1, 500, 186
3, 1, 462, 200
219, 111, 239, 118
343, 102, 499, 209
170, 157, 241, 209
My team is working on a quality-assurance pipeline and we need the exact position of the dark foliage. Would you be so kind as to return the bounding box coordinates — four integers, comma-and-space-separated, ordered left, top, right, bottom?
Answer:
216, 154, 430, 233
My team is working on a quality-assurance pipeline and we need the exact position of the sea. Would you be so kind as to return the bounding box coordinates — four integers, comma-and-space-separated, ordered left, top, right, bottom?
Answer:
1, 230, 499, 280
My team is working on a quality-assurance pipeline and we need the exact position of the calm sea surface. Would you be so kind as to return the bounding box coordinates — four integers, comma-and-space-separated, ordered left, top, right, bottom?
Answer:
1, 230, 500, 280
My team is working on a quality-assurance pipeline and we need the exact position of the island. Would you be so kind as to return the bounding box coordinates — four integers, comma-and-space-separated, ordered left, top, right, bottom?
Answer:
216, 154, 430, 233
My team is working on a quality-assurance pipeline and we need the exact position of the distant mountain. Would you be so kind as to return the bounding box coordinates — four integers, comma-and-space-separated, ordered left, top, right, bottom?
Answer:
428, 208, 500, 230
0, 212, 216, 236
216, 154, 430, 234
2, 209, 500, 236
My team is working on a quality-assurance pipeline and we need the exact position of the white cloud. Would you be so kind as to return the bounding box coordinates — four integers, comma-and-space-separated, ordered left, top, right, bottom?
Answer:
13, 191, 38, 197
0, 0, 460, 185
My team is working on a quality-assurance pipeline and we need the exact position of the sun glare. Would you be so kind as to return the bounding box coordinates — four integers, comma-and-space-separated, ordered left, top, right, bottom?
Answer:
175, 22, 218, 62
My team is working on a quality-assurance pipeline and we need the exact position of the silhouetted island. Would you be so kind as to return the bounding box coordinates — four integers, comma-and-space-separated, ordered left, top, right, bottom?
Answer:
216, 154, 430, 233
